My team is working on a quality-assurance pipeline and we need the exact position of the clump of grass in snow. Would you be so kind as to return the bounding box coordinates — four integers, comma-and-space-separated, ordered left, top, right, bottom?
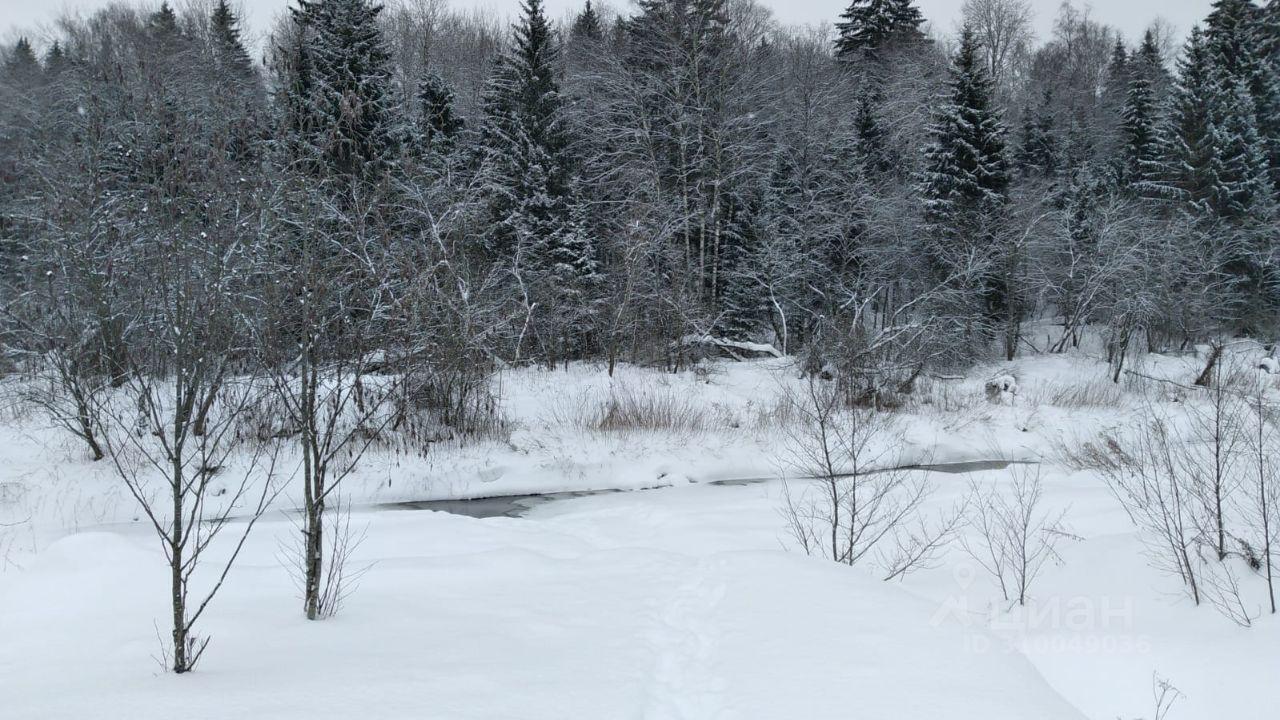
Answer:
751, 395, 799, 430
547, 382, 737, 435
594, 386, 728, 433
907, 377, 980, 413
1050, 431, 1129, 473
902, 377, 990, 433
1035, 377, 1128, 409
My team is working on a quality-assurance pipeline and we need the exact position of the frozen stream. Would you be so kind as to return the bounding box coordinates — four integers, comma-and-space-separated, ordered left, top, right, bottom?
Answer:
389, 459, 1037, 518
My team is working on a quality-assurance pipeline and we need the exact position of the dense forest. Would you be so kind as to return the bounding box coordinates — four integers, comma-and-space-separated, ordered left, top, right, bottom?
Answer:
2, 0, 1279, 391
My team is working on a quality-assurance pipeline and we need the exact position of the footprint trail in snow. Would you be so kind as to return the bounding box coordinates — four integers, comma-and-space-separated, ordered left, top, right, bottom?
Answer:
641, 561, 732, 720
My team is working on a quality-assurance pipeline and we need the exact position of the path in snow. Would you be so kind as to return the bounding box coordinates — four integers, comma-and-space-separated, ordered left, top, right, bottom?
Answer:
642, 561, 731, 720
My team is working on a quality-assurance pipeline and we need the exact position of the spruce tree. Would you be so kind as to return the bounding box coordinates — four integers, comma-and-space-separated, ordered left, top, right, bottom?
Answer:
146, 2, 186, 58
1261, 0, 1280, 64
416, 72, 463, 154
920, 27, 1009, 241
1015, 90, 1057, 179
853, 92, 890, 174
1106, 37, 1129, 90
211, 0, 256, 83
1255, 0, 1280, 194
277, 26, 318, 166
919, 26, 1010, 324
1204, 0, 1262, 88
1101, 38, 1130, 146
288, 0, 400, 180
207, 1, 264, 165
148, 2, 181, 37
1162, 27, 1223, 211
1196, 1, 1278, 315
1202, 1, 1273, 218
4, 38, 40, 86
1264, 0, 1280, 57
717, 189, 766, 340
571, 0, 604, 42
1134, 28, 1171, 95
1065, 169, 1104, 252
1118, 44, 1161, 192
481, 0, 566, 173
479, 0, 597, 296
834, 0, 927, 61
43, 42, 68, 78
1212, 79, 1272, 218
887, 0, 926, 37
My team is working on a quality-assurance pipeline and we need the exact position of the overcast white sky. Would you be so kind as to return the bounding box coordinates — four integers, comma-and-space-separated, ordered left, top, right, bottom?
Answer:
0, 0, 1218, 49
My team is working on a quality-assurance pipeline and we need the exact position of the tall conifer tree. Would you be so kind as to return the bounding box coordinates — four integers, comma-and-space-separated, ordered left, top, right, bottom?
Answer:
834, 0, 927, 61
211, 1, 256, 82
1254, 0, 1280, 194
416, 72, 463, 155
919, 26, 1011, 327
1203, 0, 1273, 217
920, 27, 1009, 245
1161, 27, 1222, 211
571, 0, 604, 42
1015, 90, 1057, 179
1118, 37, 1162, 192
479, 0, 598, 322
285, 0, 400, 180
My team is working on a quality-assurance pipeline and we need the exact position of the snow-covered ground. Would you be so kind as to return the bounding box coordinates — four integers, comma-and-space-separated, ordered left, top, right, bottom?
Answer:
1, 340, 1278, 719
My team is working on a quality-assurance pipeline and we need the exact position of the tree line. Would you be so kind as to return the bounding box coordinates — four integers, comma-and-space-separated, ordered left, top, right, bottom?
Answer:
1, 0, 1278, 385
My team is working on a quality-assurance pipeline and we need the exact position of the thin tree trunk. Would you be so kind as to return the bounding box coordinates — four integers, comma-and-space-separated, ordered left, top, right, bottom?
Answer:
304, 492, 324, 620
171, 454, 187, 672
1263, 465, 1275, 614
1195, 343, 1223, 388
1257, 400, 1275, 613
301, 358, 324, 621
76, 393, 104, 461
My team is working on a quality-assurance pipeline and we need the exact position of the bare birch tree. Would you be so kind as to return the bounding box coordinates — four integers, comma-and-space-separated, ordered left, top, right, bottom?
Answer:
92, 228, 280, 673
1177, 355, 1250, 560
961, 0, 1035, 93
1093, 418, 1205, 605
780, 374, 962, 579
962, 465, 1075, 606
1244, 378, 1278, 614
264, 183, 396, 621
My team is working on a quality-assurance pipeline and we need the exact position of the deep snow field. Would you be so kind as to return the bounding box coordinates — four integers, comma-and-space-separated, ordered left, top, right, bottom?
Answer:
1, 341, 1278, 720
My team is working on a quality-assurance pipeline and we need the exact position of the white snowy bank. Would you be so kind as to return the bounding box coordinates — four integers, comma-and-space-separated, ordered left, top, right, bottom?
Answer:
3, 340, 1280, 719
1, 494, 1087, 720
